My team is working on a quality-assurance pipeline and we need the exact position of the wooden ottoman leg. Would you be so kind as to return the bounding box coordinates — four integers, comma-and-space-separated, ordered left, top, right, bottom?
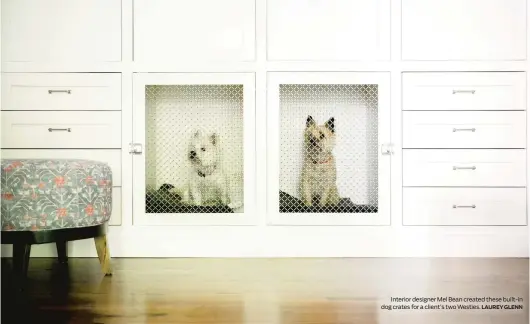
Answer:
94, 235, 112, 276
56, 240, 68, 264
13, 243, 31, 284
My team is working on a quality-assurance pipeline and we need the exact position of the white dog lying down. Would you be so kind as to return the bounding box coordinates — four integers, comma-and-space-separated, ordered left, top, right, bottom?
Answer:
184, 130, 242, 210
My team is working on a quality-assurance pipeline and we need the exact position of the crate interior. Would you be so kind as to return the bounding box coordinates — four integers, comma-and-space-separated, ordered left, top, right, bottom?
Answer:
145, 85, 244, 214
279, 84, 378, 214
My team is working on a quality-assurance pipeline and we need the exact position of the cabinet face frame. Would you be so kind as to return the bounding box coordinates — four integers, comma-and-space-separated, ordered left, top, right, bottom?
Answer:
266, 72, 392, 226
132, 73, 257, 226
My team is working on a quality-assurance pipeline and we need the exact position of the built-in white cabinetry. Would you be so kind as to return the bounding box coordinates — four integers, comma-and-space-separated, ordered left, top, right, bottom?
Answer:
403, 188, 527, 226
403, 150, 527, 187
0, 73, 123, 226
402, 0, 527, 61
133, 0, 255, 62
267, 0, 390, 61
402, 73, 527, 111
1, 0, 122, 63
0, 0, 528, 257
402, 72, 527, 226
1, 111, 122, 149
403, 111, 526, 149
2, 73, 122, 111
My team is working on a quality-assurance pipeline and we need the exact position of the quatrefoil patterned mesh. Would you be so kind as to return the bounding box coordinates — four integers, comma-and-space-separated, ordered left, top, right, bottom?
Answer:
145, 85, 244, 214
279, 84, 379, 214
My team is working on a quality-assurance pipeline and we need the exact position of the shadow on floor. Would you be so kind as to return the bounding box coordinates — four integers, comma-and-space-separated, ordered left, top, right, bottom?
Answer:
1, 258, 101, 324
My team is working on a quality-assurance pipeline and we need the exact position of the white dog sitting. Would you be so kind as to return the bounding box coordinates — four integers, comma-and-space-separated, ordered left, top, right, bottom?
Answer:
186, 130, 241, 209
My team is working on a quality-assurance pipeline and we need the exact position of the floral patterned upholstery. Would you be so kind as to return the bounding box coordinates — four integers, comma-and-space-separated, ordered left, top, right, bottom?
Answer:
1, 159, 112, 232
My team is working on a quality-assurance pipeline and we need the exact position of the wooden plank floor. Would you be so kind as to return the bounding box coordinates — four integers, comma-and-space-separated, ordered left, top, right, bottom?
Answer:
1, 258, 528, 323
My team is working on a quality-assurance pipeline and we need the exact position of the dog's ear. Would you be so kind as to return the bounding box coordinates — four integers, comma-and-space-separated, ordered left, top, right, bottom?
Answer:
306, 115, 316, 128
210, 133, 218, 146
325, 117, 335, 133
194, 130, 203, 138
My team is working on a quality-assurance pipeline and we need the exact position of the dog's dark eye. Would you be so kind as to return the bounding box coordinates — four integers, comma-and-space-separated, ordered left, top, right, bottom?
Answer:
320, 133, 325, 139
201, 147, 206, 152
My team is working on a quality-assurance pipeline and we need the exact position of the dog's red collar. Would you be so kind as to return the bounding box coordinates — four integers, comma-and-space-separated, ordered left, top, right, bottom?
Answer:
197, 165, 216, 177
312, 158, 331, 164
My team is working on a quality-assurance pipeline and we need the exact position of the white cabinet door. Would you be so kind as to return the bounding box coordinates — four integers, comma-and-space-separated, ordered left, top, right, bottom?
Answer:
1, 0, 121, 63
267, 0, 390, 61
267, 72, 391, 225
402, 0, 527, 61
132, 73, 256, 225
133, 0, 255, 63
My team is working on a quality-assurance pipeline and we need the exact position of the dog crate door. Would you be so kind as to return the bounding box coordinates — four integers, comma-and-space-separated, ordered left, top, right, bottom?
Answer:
267, 72, 391, 225
132, 73, 256, 226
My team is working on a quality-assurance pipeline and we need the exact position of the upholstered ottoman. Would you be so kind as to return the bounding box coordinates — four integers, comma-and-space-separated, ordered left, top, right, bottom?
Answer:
1, 159, 113, 281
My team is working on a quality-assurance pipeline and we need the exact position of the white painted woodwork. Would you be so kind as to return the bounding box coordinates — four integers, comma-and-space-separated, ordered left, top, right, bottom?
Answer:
267, 0, 390, 61
402, 111, 527, 149
403, 187, 527, 226
2, 73, 121, 111
133, 0, 255, 62
402, 0, 527, 61
1, 111, 121, 149
0, 0, 527, 258
109, 188, 122, 226
1, 0, 121, 63
403, 149, 526, 187
402, 72, 527, 111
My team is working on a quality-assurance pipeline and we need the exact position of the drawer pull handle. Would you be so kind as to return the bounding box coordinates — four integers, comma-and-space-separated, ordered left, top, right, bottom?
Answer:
453, 128, 476, 132
453, 166, 476, 171
48, 128, 71, 132
452, 90, 476, 95
453, 204, 476, 209
48, 90, 71, 94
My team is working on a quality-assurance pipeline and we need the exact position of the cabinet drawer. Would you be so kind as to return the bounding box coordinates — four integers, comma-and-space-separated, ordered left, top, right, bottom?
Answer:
1, 149, 122, 186
402, 111, 526, 149
2, 73, 121, 111
109, 187, 122, 226
403, 149, 526, 187
403, 72, 526, 111
1, 0, 121, 62
1, 111, 121, 149
402, 0, 526, 61
403, 188, 527, 226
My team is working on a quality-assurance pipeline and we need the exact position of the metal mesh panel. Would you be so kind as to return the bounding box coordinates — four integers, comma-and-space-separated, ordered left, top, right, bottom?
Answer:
145, 85, 244, 214
279, 84, 378, 214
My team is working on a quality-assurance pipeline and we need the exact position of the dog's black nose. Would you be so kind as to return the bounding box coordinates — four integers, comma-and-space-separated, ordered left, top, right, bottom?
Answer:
189, 151, 197, 159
